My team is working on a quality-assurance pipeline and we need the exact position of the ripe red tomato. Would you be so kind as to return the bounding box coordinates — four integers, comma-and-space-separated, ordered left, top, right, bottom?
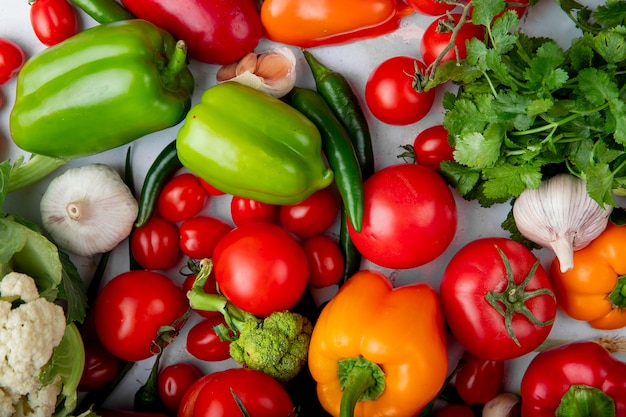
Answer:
301, 235, 344, 288
279, 188, 339, 238
131, 216, 180, 270
183, 273, 222, 319
406, 0, 458, 15
29, 0, 78, 46
78, 341, 122, 392
440, 237, 557, 361
213, 222, 309, 317
348, 163, 457, 269
435, 404, 475, 417
186, 317, 232, 362
365, 56, 436, 125
179, 216, 232, 259
94, 270, 189, 362
421, 14, 485, 67
412, 124, 454, 170
230, 196, 278, 226
178, 368, 294, 417
158, 363, 203, 415
0, 38, 25, 85
199, 178, 226, 196
157, 173, 209, 223
455, 351, 505, 405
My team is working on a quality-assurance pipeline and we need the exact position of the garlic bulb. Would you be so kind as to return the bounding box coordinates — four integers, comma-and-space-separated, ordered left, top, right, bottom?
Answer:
40, 163, 138, 257
513, 173, 613, 273
482, 393, 521, 417
216, 47, 297, 98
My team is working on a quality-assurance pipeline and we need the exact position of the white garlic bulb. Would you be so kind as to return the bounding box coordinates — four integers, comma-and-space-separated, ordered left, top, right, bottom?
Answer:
513, 173, 613, 273
40, 163, 138, 257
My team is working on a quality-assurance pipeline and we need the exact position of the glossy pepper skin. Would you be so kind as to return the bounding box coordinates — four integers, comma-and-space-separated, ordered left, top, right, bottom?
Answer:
520, 341, 626, 417
260, 0, 414, 48
10, 19, 194, 159
550, 222, 626, 329
308, 269, 448, 417
176, 82, 334, 206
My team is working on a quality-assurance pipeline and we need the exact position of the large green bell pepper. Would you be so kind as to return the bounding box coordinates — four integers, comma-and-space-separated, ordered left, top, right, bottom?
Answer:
176, 82, 334, 205
10, 19, 194, 159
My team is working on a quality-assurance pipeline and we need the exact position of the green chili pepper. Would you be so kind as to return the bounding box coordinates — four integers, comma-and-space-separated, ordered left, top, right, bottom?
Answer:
68, 0, 134, 23
176, 81, 334, 205
286, 86, 364, 233
10, 19, 194, 160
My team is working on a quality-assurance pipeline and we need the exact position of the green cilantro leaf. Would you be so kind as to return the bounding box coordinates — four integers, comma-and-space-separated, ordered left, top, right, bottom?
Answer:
454, 124, 504, 168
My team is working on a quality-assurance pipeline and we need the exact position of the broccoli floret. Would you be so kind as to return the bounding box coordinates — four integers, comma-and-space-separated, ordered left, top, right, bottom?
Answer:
229, 311, 313, 382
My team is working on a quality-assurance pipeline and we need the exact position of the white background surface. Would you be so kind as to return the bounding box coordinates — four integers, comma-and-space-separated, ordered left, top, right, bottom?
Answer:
0, 0, 619, 411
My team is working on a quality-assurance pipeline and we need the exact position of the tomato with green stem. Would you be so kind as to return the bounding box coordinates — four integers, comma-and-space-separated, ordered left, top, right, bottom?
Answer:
186, 316, 232, 362
183, 271, 221, 320
158, 363, 203, 415
400, 124, 454, 170
420, 13, 485, 67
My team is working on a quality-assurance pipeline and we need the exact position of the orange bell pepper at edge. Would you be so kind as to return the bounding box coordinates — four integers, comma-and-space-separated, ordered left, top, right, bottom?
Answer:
260, 0, 414, 48
308, 269, 448, 417
550, 222, 626, 330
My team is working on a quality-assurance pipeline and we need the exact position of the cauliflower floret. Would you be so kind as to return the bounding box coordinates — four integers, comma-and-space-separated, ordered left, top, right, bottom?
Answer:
0, 272, 66, 417
0, 389, 15, 417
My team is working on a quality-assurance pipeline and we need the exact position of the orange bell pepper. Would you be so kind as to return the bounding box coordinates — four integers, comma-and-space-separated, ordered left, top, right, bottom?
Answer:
308, 269, 448, 417
259, 0, 414, 48
550, 222, 626, 329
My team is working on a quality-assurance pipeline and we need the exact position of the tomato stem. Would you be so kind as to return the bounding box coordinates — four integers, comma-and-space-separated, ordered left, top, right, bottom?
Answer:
338, 357, 386, 417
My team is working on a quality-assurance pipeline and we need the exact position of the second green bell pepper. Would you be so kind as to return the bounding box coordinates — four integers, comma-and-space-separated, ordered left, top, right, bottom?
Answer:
10, 19, 194, 159
176, 82, 334, 205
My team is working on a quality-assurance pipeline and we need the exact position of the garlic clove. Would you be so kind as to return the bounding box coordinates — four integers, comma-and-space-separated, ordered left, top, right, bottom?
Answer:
482, 392, 521, 417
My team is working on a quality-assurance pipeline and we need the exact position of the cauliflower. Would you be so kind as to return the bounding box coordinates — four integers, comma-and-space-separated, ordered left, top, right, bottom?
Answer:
0, 272, 67, 417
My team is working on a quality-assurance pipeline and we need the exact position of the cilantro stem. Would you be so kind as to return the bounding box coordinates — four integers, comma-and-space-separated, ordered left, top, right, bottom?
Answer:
510, 101, 610, 136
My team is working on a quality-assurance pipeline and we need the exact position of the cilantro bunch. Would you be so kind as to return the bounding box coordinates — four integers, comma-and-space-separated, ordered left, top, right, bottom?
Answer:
426, 0, 626, 211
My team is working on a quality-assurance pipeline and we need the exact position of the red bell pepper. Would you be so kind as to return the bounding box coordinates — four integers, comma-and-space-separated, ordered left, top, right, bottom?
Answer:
520, 341, 626, 417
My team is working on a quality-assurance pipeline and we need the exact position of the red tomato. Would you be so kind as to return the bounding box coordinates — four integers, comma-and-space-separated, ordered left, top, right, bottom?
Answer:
365, 56, 436, 125
440, 237, 557, 361
179, 216, 232, 259
178, 368, 294, 417
0, 38, 25, 85
412, 124, 454, 170
94, 270, 189, 362
455, 351, 505, 405
158, 363, 203, 415
157, 173, 209, 223
183, 273, 221, 319
279, 188, 339, 238
30, 0, 78, 46
348, 163, 457, 269
406, 0, 458, 15
78, 341, 122, 392
199, 178, 226, 196
302, 235, 344, 288
421, 14, 485, 67
131, 216, 180, 270
213, 222, 309, 317
186, 317, 232, 362
230, 196, 278, 226
435, 404, 475, 417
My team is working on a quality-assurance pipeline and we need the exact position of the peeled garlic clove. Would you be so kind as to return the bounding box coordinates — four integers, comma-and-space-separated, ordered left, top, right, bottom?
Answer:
216, 47, 297, 98
512, 173, 613, 272
40, 163, 138, 257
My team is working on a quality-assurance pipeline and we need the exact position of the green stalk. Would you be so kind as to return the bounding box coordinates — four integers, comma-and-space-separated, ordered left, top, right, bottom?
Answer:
337, 357, 386, 417
7, 154, 66, 193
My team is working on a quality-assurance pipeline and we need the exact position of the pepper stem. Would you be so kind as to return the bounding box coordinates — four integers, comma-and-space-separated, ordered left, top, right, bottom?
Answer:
608, 276, 626, 308
163, 40, 188, 82
556, 385, 615, 417
338, 357, 386, 417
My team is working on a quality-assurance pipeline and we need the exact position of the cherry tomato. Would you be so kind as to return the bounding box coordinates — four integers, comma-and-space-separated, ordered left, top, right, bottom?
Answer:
348, 163, 457, 269
302, 235, 344, 288
213, 222, 309, 317
279, 188, 339, 238
158, 362, 203, 415
131, 216, 180, 270
186, 317, 232, 362
30, 0, 78, 46
421, 14, 485, 67
455, 351, 505, 405
199, 178, 226, 196
78, 341, 122, 392
412, 124, 455, 170
365, 56, 436, 126
435, 404, 475, 417
406, 0, 458, 16
94, 270, 189, 362
0, 38, 25, 85
179, 216, 232, 259
157, 173, 209, 223
183, 273, 222, 320
230, 196, 278, 226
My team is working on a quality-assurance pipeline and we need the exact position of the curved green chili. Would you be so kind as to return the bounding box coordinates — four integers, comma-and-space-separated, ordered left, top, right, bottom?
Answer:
68, 0, 134, 23
339, 209, 362, 284
287, 87, 364, 233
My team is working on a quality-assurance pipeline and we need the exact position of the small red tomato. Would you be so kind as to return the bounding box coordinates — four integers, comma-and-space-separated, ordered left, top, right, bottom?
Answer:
421, 14, 485, 66
179, 216, 232, 259
0, 38, 25, 84
436, 404, 475, 417
455, 351, 505, 405
157, 173, 209, 223
183, 273, 222, 319
186, 317, 232, 362
199, 178, 226, 196
30, 0, 78, 46
78, 341, 122, 392
158, 363, 203, 415
406, 0, 458, 15
302, 235, 344, 288
412, 124, 454, 170
131, 216, 180, 270
230, 196, 278, 226
279, 188, 339, 238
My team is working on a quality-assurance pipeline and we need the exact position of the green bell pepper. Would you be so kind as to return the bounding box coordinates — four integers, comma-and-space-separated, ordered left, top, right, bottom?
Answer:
176, 82, 334, 205
10, 19, 194, 159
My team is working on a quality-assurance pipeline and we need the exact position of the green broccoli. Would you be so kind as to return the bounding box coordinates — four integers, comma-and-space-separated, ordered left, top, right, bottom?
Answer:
186, 259, 313, 382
